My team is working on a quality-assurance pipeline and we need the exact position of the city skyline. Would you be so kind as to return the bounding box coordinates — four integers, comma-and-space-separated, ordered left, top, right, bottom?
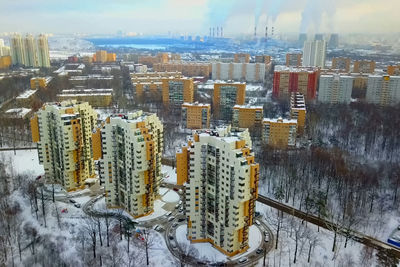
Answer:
0, 0, 399, 35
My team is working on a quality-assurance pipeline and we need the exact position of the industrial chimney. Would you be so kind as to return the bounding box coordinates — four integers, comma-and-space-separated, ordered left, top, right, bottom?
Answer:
212, 27, 215, 38
265, 26, 268, 39
254, 26, 257, 38
216, 27, 220, 38
272, 26, 274, 36
221, 27, 223, 37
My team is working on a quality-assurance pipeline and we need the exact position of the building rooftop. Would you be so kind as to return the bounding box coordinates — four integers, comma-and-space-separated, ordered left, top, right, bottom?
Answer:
274, 65, 319, 73
233, 104, 263, 109
5, 108, 32, 118
182, 102, 210, 108
263, 118, 298, 124
16, 90, 37, 99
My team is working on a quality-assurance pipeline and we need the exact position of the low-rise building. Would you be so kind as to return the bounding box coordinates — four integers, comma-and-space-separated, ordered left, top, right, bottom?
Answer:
290, 93, 306, 134
69, 75, 114, 88
232, 105, 263, 129
30, 77, 53, 89
16, 89, 38, 107
255, 55, 272, 64
213, 82, 246, 120
366, 75, 400, 106
212, 63, 266, 83
387, 65, 400, 76
176, 125, 259, 256
318, 74, 354, 104
234, 53, 250, 63
57, 88, 113, 107
162, 77, 194, 108
286, 53, 302, 67
353, 60, 376, 73
153, 62, 211, 78
332, 57, 351, 72
0, 56, 12, 69
99, 111, 163, 218
273, 65, 318, 100
262, 118, 297, 148
182, 102, 211, 129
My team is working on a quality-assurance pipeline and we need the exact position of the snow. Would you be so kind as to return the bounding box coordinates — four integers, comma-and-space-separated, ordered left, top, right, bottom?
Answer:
175, 224, 227, 262
175, 224, 262, 262
162, 165, 177, 185
161, 189, 180, 203
0, 149, 44, 176
136, 199, 169, 222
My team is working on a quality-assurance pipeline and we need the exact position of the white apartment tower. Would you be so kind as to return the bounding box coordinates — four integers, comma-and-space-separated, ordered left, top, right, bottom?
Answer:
25, 34, 39, 67
302, 40, 326, 68
177, 126, 259, 256
37, 34, 51, 68
31, 101, 98, 191
100, 111, 164, 218
11, 33, 26, 66
366, 75, 400, 106
318, 74, 354, 104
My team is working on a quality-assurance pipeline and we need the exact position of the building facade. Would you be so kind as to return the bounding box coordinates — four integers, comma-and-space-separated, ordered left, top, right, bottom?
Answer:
232, 105, 263, 129
290, 93, 306, 134
30, 101, 98, 191
11, 33, 26, 66
176, 126, 259, 256
387, 65, 400, 76
353, 60, 375, 73
31, 77, 53, 89
255, 55, 272, 64
99, 111, 163, 218
332, 57, 351, 72
10, 33, 50, 67
302, 40, 326, 68
182, 102, 211, 129
57, 88, 113, 107
262, 118, 297, 148
273, 66, 318, 100
366, 75, 400, 106
213, 82, 246, 120
153, 62, 211, 78
37, 34, 51, 68
286, 53, 302, 67
162, 77, 194, 108
211, 63, 266, 83
234, 53, 250, 63
318, 74, 354, 104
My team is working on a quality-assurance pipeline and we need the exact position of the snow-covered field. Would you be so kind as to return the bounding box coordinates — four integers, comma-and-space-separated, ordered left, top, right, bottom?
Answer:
0, 149, 43, 176
162, 165, 177, 185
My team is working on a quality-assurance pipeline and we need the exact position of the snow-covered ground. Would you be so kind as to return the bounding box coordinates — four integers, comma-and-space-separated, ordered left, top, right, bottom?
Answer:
175, 224, 262, 262
162, 165, 177, 185
0, 149, 43, 176
161, 190, 180, 203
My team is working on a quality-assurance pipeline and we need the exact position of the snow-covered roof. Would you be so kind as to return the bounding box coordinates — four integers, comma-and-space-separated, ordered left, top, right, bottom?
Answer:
16, 90, 37, 99
263, 118, 297, 124
5, 108, 32, 118
274, 65, 318, 73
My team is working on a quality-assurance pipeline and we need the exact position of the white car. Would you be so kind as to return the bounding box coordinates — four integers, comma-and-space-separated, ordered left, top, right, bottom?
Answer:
255, 220, 261, 226
168, 216, 175, 222
238, 257, 248, 263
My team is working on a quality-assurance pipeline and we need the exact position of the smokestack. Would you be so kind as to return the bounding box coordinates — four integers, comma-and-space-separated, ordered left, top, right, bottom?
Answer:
221, 27, 223, 37
254, 26, 257, 38
272, 26, 274, 36
209, 27, 212, 37
265, 26, 268, 39
212, 27, 215, 38
216, 27, 220, 38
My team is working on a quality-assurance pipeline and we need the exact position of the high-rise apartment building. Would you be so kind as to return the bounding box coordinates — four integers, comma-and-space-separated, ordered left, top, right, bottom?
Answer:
11, 33, 50, 68
161, 77, 194, 108
290, 93, 306, 134
318, 74, 354, 104
182, 102, 211, 129
353, 60, 375, 74
262, 118, 297, 148
25, 34, 39, 67
332, 57, 351, 72
302, 40, 326, 68
273, 66, 318, 100
37, 34, 51, 68
99, 111, 163, 218
211, 63, 266, 83
0, 39, 11, 57
286, 53, 302, 67
366, 75, 400, 106
30, 100, 98, 191
213, 82, 246, 120
232, 105, 263, 129
176, 126, 259, 256
11, 33, 26, 66
234, 53, 250, 63
328, 34, 339, 49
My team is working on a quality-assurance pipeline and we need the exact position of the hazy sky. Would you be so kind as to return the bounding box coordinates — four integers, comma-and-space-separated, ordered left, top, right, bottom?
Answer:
0, 0, 399, 35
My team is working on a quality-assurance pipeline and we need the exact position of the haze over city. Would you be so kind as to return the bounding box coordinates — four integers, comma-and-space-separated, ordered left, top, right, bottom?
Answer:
1, 0, 399, 35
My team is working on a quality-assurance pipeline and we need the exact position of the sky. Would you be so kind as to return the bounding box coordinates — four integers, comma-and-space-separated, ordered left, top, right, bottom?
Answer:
0, 0, 399, 36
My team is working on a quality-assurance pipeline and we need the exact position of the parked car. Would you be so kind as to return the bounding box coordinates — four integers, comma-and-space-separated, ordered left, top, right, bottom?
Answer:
69, 199, 76, 204
238, 257, 248, 263
166, 211, 172, 217
168, 216, 175, 222
256, 248, 263, 254
172, 222, 178, 228
74, 203, 81, 208
168, 235, 174, 240
255, 220, 261, 226
153, 224, 160, 230
178, 217, 186, 222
